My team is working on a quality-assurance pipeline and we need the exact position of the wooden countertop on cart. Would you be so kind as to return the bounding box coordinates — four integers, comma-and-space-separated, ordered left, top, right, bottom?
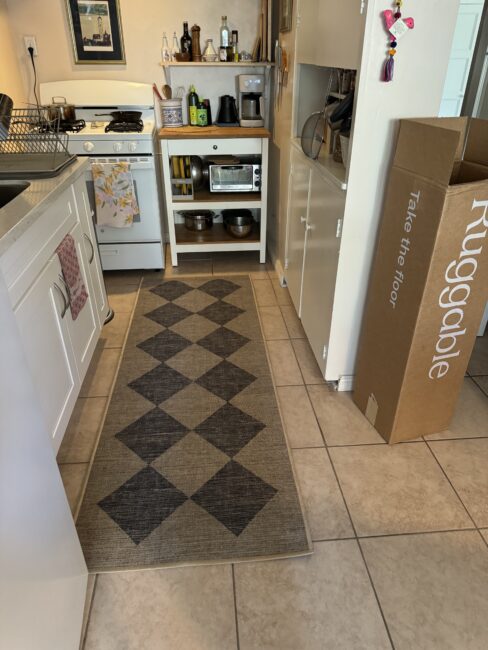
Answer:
158, 125, 271, 139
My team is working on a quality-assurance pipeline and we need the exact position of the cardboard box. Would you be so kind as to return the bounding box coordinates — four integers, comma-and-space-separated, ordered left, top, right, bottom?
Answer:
354, 117, 488, 443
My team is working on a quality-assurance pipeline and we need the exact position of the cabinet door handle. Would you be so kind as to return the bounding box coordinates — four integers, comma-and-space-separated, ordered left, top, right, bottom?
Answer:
300, 216, 307, 224
58, 274, 72, 310
83, 233, 95, 264
53, 282, 69, 319
305, 224, 312, 231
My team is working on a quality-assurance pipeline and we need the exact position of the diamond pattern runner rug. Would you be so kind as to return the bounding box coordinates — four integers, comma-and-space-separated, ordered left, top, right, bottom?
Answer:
77, 276, 312, 571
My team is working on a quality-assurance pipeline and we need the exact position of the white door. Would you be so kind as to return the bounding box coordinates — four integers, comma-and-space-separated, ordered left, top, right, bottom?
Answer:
68, 222, 100, 383
285, 149, 311, 314
14, 257, 79, 452
0, 270, 87, 650
440, 1, 484, 117
73, 178, 109, 327
300, 169, 345, 374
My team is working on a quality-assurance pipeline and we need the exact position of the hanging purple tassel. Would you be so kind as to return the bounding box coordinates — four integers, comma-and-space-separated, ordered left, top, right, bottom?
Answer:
384, 55, 395, 82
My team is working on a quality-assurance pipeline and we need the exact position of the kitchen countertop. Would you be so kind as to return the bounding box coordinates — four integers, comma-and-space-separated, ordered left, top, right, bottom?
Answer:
0, 158, 89, 256
158, 125, 271, 139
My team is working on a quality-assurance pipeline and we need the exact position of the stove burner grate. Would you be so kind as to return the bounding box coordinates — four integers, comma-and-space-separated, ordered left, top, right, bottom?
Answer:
105, 119, 144, 133
59, 119, 86, 133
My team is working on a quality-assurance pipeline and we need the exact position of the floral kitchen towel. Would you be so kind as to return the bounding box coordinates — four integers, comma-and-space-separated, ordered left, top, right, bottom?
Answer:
56, 234, 88, 321
92, 162, 139, 228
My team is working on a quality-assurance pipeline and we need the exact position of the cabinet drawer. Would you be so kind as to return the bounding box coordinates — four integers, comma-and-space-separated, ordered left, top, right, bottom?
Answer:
3, 188, 78, 307
167, 138, 262, 157
99, 242, 164, 270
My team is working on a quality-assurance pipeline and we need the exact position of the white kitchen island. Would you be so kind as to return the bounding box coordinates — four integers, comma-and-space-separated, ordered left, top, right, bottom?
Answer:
0, 158, 108, 650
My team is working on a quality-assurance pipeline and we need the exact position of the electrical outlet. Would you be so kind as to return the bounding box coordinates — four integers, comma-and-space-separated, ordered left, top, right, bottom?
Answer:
24, 36, 38, 56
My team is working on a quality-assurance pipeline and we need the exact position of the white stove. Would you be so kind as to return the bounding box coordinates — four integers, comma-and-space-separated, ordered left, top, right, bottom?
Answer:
40, 80, 165, 271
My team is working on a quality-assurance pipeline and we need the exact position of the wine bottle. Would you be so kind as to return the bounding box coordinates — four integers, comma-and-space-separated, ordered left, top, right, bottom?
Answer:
180, 21, 192, 58
188, 85, 199, 126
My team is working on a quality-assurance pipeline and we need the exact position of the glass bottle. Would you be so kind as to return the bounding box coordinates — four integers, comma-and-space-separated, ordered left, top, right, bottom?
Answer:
171, 32, 180, 61
231, 30, 239, 62
188, 85, 199, 126
180, 21, 192, 58
161, 32, 171, 62
202, 39, 218, 62
220, 16, 230, 48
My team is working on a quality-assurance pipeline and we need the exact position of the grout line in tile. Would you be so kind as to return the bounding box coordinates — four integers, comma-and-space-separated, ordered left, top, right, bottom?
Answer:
357, 526, 478, 540
355, 539, 396, 650
304, 384, 331, 449
80, 574, 98, 650
424, 440, 479, 530
478, 529, 488, 551
309, 413, 396, 649
231, 565, 241, 650
422, 434, 488, 443
470, 377, 488, 399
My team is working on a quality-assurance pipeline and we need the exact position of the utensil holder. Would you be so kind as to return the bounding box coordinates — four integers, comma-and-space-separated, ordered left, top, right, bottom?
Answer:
160, 99, 183, 128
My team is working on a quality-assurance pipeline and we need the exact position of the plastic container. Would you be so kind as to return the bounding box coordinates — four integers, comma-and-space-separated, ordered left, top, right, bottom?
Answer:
160, 99, 183, 128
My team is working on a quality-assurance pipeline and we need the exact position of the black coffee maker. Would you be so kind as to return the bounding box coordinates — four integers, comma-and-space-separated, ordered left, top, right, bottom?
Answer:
216, 95, 238, 126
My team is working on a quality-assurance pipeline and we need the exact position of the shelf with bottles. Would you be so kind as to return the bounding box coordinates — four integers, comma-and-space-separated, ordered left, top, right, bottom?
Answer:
160, 61, 273, 68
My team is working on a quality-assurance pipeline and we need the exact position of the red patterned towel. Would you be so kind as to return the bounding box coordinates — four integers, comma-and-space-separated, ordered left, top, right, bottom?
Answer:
56, 234, 88, 320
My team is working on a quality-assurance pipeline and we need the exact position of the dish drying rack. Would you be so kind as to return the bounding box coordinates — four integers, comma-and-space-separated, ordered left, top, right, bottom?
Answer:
0, 107, 76, 178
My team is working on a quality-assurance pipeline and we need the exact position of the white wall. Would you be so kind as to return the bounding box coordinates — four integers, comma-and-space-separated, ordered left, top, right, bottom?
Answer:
6, 0, 261, 102
0, 0, 26, 105
326, 0, 461, 382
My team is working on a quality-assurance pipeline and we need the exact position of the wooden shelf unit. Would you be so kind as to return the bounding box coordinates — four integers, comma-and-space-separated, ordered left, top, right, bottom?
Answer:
159, 133, 269, 265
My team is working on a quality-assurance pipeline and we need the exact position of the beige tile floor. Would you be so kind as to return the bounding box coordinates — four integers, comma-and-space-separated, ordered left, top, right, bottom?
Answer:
55, 251, 488, 650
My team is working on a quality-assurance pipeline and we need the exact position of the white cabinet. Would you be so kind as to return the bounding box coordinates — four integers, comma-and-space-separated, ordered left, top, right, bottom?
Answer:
300, 169, 344, 373
285, 146, 345, 375
14, 256, 79, 450
297, 0, 365, 69
6, 168, 107, 451
286, 149, 311, 312
69, 222, 100, 381
72, 177, 109, 327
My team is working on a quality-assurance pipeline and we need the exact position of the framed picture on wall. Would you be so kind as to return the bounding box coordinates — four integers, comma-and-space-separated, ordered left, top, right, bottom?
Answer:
65, 0, 126, 64
280, 0, 293, 32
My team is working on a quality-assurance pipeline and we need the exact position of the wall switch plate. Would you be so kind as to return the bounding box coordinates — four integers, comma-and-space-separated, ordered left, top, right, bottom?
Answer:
24, 36, 38, 56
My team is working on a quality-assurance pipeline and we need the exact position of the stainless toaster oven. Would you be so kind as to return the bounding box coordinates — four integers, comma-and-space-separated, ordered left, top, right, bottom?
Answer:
209, 163, 261, 192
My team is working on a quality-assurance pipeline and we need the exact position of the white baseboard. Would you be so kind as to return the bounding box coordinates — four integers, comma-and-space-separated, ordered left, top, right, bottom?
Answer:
337, 375, 354, 392
274, 258, 287, 287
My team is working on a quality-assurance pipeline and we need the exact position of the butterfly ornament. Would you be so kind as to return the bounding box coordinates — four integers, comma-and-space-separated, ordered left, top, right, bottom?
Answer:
383, 1, 415, 82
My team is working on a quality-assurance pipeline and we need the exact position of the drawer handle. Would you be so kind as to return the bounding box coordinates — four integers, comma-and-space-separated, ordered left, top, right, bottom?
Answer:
53, 282, 69, 319
213, 145, 218, 150
84, 233, 95, 264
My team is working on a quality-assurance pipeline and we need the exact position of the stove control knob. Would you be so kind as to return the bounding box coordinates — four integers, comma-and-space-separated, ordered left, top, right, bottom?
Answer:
128, 142, 137, 153
83, 141, 95, 152
113, 142, 123, 153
